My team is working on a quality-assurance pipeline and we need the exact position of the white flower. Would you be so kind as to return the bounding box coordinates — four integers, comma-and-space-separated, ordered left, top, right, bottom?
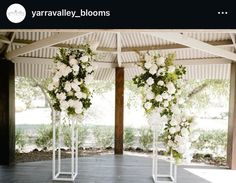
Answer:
48, 83, 54, 91
156, 57, 165, 66
175, 125, 181, 132
162, 92, 169, 100
60, 101, 69, 110
144, 61, 152, 69
168, 140, 174, 147
144, 54, 153, 62
75, 91, 83, 99
56, 93, 66, 101
157, 80, 164, 86
85, 74, 93, 84
146, 91, 154, 100
190, 132, 200, 142
64, 82, 72, 92
166, 82, 176, 94
144, 102, 152, 110
80, 55, 89, 63
155, 95, 163, 102
172, 105, 181, 115
87, 66, 94, 73
62, 66, 72, 77
72, 65, 80, 72
69, 58, 78, 66
178, 98, 185, 105
75, 102, 83, 114
52, 75, 60, 83
157, 68, 165, 76
146, 77, 154, 86
170, 119, 178, 126
58, 63, 67, 71
181, 128, 189, 137
169, 127, 176, 134
70, 82, 79, 91
163, 100, 169, 107
168, 66, 175, 73
149, 64, 158, 75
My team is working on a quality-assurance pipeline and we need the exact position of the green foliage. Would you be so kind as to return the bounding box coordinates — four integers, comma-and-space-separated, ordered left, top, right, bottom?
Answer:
15, 129, 27, 151
93, 126, 114, 149
35, 125, 54, 149
139, 127, 153, 151
124, 127, 135, 148
63, 124, 88, 148
192, 130, 227, 156
15, 77, 45, 108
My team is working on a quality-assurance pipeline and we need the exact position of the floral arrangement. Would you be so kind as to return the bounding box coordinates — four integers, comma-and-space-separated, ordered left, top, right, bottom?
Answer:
162, 108, 200, 162
133, 52, 200, 162
133, 52, 186, 117
47, 44, 95, 116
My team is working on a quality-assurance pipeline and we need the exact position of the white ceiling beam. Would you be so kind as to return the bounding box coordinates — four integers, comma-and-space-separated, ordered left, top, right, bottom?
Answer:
13, 57, 231, 69
142, 32, 236, 61
230, 33, 236, 50
0, 35, 11, 44
6, 32, 91, 59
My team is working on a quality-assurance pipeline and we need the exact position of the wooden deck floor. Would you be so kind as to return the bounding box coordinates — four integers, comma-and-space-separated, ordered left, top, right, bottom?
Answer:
0, 154, 235, 183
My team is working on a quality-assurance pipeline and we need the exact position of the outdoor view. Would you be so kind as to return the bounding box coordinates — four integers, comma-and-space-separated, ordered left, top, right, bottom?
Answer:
15, 76, 229, 166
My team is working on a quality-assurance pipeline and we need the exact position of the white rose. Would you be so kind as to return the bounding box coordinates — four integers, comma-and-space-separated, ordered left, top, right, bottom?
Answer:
144, 61, 152, 69
155, 95, 163, 102
181, 128, 189, 137
57, 92, 66, 101
60, 101, 69, 110
157, 80, 164, 86
63, 66, 72, 77
190, 132, 200, 142
64, 82, 72, 92
163, 100, 169, 107
72, 65, 80, 72
170, 119, 178, 126
58, 63, 67, 71
149, 64, 158, 75
70, 82, 79, 91
178, 98, 185, 105
146, 77, 154, 86
146, 90, 154, 100
144, 102, 152, 110
157, 68, 165, 76
144, 54, 153, 62
175, 125, 181, 132
169, 127, 176, 134
69, 58, 78, 66
85, 74, 93, 84
176, 145, 186, 154
75, 91, 83, 99
168, 66, 175, 73
48, 83, 54, 91
172, 105, 181, 115
166, 82, 176, 94
80, 55, 89, 63
87, 66, 94, 73
162, 92, 169, 100
156, 57, 165, 66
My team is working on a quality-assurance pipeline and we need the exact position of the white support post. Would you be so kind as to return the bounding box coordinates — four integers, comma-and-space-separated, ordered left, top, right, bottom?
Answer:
52, 112, 79, 181
152, 125, 177, 183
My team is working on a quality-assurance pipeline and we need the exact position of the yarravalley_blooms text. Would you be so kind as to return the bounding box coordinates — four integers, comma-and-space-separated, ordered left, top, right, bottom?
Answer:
47, 44, 95, 116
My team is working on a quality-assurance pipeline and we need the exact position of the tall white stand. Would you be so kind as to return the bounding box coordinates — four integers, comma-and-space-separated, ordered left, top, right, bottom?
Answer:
52, 111, 79, 181
152, 125, 177, 183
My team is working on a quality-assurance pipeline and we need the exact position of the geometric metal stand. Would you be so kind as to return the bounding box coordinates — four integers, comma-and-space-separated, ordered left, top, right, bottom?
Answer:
152, 125, 177, 183
52, 111, 78, 181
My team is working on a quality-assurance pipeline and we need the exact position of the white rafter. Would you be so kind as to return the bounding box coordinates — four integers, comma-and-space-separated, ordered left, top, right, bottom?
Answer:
142, 32, 236, 61
5, 32, 91, 59
230, 33, 236, 50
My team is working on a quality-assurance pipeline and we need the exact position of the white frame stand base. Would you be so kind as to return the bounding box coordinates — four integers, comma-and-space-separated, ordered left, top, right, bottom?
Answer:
152, 125, 177, 183
52, 111, 79, 182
